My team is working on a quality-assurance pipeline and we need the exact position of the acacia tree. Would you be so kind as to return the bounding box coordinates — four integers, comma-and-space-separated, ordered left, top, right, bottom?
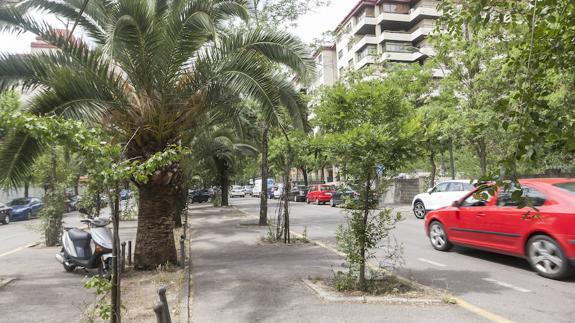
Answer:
315, 66, 419, 289
0, 0, 312, 269
437, 0, 575, 177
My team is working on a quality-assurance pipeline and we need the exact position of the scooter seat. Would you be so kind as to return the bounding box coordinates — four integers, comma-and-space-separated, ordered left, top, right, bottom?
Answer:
68, 228, 91, 241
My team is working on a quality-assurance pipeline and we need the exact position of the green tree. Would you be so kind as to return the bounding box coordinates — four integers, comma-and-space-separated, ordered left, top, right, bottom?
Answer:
0, 0, 312, 269
438, 0, 575, 177
315, 67, 419, 289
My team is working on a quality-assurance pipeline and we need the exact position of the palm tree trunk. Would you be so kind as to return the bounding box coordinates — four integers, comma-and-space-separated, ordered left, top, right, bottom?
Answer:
134, 181, 178, 270
173, 186, 186, 228
220, 167, 229, 207
24, 178, 30, 198
259, 125, 269, 225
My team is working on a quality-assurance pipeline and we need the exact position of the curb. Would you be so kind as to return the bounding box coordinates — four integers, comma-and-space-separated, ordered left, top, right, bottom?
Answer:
0, 278, 16, 289
302, 279, 443, 305
231, 205, 515, 323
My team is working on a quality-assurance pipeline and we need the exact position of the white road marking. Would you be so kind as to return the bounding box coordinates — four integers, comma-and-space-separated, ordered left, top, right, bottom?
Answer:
417, 258, 447, 267
482, 278, 532, 293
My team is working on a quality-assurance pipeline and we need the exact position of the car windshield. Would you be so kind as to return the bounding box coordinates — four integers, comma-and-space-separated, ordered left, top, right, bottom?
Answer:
553, 182, 575, 195
320, 186, 335, 191
8, 198, 28, 206
232, 186, 242, 190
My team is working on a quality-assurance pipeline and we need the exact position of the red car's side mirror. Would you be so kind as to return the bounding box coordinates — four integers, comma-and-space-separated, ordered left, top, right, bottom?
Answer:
452, 200, 460, 208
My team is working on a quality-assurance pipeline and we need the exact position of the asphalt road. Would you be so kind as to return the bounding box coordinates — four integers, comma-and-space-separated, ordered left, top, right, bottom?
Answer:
231, 197, 575, 323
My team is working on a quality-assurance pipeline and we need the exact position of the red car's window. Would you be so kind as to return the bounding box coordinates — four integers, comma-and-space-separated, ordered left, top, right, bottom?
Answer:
496, 186, 547, 207
553, 182, 575, 195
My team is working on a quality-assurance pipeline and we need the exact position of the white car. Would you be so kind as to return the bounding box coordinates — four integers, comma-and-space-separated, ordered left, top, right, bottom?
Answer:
272, 183, 284, 199
412, 180, 474, 219
229, 185, 245, 198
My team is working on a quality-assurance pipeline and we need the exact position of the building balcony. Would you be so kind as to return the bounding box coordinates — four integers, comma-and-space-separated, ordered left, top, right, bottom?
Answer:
352, 16, 377, 35
355, 55, 376, 69
351, 35, 378, 55
382, 51, 425, 62
377, 6, 440, 30
378, 26, 433, 43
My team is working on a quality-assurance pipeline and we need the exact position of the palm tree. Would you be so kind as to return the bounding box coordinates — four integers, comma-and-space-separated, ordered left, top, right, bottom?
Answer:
189, 125, 258, 206
0, 0, 312, 269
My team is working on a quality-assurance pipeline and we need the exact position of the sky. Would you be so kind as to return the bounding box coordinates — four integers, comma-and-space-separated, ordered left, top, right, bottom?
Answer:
0, 1, 357, 54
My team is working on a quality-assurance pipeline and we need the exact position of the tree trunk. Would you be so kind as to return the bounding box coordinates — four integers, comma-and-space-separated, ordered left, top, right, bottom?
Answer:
74, 175, 80, 196
429, 149, 437, 188
259, 126, 270, 226
449, 138, 455, 180
172, 186, 186, 228
134, 181, 178, 270
111, 183, 121, 323
476, 139, 487, 177
283, 141, 292, 244
359, 171, 371, 291
24, 180, 29, 198
302, 167, 309, 187
320, 167, 325, 183
220, 166, 229, 207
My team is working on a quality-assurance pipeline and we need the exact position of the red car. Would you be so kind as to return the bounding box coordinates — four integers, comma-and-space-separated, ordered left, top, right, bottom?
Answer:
306, 184, 335, 205
425, 178, 575, 280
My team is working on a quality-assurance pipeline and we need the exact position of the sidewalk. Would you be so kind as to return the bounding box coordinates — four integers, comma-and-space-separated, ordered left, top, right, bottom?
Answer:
0, 214, 138, 323
190, 205, 486, 323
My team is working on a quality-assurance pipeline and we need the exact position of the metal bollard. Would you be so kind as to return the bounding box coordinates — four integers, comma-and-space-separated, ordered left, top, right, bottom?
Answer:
180, 235, 185, 268
158, 287, 172, 323
121, 241, 126, 273
153, 303, 164, 323
127, 240, 132, 266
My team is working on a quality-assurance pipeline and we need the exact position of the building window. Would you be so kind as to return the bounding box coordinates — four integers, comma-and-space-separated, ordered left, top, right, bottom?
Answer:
381, 2, 410, 14
384, 41, 412, 53
338, 50, 343, 59
348, 58, 353, 66
357, 45, 377, 61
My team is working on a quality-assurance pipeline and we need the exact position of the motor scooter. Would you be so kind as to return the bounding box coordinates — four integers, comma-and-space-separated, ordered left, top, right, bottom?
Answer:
55, 218, 113, 278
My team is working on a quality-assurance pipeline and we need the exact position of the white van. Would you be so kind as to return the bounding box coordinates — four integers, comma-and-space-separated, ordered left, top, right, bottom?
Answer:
253, 178, 275, 198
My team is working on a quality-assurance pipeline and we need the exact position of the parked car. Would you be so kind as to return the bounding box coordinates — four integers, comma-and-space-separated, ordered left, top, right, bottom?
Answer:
330, 188, 359, 207
0, 202, 12, 224
65, 195, 79, 212
412, 180, 474, 219
288, 185, 309, 202
306, 184, 335, 205
190, 190, 210, 203
425, 178, 575, 280
229, 185, 246, 198
253, 178, 275, 198
272, 183, 285, 199
7, 197, 43, 221
120, 189, 132, 200
243, 185, 254, 196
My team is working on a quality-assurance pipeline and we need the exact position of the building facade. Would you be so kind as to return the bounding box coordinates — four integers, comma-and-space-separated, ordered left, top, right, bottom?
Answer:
302, 0, 441, 185
334, 0, 440, 74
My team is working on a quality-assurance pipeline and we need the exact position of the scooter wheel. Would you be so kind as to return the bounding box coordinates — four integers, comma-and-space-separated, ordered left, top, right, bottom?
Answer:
63, 261, 76, 272
98, 258, 112, 280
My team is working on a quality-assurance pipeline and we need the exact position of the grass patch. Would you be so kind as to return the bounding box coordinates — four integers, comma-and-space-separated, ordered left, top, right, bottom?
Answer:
327, 270, 423, 298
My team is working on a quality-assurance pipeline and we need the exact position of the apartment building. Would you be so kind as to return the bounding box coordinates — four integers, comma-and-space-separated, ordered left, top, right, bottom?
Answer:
334, 0, 439, 75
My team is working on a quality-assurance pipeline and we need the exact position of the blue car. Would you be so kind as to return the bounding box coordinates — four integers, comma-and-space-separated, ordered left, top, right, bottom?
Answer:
7, 197, 43, 221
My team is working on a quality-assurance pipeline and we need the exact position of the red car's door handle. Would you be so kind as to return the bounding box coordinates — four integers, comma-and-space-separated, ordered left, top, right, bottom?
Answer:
476, 212, 485, 217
